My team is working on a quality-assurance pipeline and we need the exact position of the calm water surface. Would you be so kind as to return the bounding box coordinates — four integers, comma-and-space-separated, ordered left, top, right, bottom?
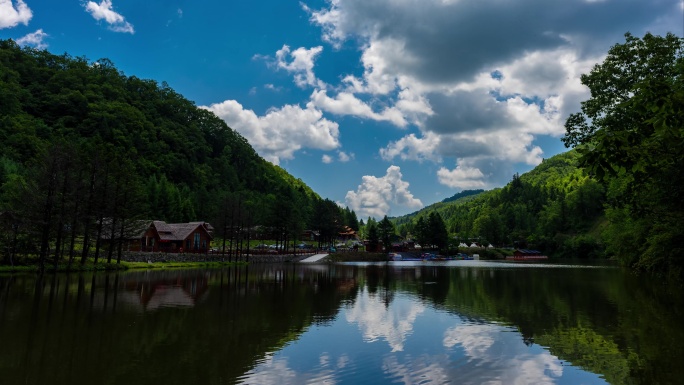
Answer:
0, 261, 682, 385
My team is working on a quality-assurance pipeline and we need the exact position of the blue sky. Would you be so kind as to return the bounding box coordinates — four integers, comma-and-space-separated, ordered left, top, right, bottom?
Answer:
1, 0, 681, 219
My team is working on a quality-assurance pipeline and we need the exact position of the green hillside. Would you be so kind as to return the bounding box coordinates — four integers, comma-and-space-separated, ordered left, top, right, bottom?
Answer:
0, 40, 351, 268
391, 33, 684, 282
393, 189, 485, 227
2, 32, 682, 279
393, 150, 607, 258
441, 189, 485, 204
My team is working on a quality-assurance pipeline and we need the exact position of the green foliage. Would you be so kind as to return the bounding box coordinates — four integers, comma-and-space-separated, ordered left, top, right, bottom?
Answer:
343, 207, 360, 231
393, 150, 606, 257
426, 212, 449, 250
413, 216, 427, 246
0, 40, 348, 266
366, 219, 379, 250
472, 208, 504, 246
441, 189, 485, 203
378, 215, 395, 251
563, 32, 684, 279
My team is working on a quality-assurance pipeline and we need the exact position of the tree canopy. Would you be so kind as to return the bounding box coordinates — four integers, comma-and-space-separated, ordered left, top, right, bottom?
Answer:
563, 32, 684, 279
391, 150, 606, 257
386, 33, 683, 280
0, 40, 357, 267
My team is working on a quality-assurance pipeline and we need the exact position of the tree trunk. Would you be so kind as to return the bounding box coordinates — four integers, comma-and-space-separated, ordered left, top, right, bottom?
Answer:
38, 171, 57, 272
80, 171, 96, 265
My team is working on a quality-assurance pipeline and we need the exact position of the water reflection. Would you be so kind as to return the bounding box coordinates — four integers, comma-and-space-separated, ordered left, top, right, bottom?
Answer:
0, 263, 682, 385
117, 270, 210, 311
346, 288, 425, 352
243, 288, 604, 385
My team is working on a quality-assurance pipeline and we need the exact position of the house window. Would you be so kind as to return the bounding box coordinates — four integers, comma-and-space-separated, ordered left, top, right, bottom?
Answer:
186, 239, 191, 250
194, 232, 200, 250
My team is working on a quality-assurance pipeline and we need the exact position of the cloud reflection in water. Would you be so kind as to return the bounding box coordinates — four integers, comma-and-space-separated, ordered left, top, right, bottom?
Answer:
238, 287, 606, 384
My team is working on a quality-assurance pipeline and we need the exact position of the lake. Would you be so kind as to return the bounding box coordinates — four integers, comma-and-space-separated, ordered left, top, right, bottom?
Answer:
0, 261, 682, 385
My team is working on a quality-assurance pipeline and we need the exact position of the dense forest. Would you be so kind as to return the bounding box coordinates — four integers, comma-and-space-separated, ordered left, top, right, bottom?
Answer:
392, 150, 605, 257
1, 32, 682, 280
0, 39, 359, 269
391, 33, 684, 280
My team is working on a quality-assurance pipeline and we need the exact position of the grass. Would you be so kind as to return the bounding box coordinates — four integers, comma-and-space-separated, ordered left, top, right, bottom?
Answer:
0, 256, 243, 273
121, 260, 244, 270
0, 260, 126, 273
3, 248, 509, 272
0, 265, 38, 273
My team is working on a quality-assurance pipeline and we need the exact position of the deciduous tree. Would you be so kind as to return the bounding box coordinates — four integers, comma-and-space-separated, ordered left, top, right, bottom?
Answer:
563, 32, 684, 278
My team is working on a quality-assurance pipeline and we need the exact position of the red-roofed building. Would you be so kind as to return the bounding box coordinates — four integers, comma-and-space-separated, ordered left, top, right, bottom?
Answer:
506, 249, 548, 261
338, 226, 358, 241
133, 221, 213, 253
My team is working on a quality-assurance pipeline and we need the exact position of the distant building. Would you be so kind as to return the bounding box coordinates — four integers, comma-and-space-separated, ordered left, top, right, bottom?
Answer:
301, 229, 320, 242
364, 240, 383, 253
507, 249, 548, 261
119, 220, 214, 253
338, 226, 358, 241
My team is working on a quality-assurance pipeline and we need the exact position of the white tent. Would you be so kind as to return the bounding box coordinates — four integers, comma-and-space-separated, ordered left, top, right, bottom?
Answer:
469, 243, 479, 248
459, 243, 469, 248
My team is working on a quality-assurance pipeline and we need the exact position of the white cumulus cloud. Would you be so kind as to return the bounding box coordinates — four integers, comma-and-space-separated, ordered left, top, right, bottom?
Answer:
311, 89, 407, 127
306, 0, 676, 191
84, 0, 134, 34
201, 100, 340, 165
322, 151, 354, 164
437, 162, 488, 190
338, 151, 353, 162
0, 0, 32, 29
443, 323, 565, 384
275, 44, 326, 89
345, 165, 423, 219
346, 288, 425, 352
15, 28, 47, 49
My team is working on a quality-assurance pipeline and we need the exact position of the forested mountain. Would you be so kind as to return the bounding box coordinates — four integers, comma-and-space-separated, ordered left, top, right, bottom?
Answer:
1, 32, 681, 280
441, 189, 485, 204
393, 33, 684, 280
393, 190, 485, 228
393, 150, 606, 258
0, 40, 353, 268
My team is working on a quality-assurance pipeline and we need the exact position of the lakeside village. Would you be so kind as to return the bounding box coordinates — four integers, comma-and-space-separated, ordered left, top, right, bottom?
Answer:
112, 219, 548, 263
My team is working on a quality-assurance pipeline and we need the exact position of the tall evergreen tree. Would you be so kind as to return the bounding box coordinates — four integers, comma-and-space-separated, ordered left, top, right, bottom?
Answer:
378, 216, 395, 252
427, 212, 449, 251
366, 220, 379, 252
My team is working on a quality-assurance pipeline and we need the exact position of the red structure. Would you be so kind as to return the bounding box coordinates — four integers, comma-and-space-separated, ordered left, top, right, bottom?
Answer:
338, 226, 359, 241
506, 249, 548, 261
133, 221, 213, 253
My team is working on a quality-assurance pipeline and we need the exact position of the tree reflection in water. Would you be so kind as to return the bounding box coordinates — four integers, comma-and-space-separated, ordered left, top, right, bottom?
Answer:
0, 263, 681, 385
